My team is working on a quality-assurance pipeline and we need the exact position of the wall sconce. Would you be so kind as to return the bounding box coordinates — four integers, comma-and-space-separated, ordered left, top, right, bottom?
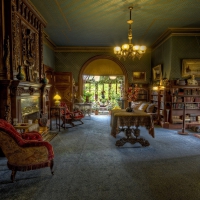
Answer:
53, 92, 61, 106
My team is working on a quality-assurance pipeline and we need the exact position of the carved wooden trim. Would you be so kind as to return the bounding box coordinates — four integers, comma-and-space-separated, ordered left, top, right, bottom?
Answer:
10, 86, 40, 96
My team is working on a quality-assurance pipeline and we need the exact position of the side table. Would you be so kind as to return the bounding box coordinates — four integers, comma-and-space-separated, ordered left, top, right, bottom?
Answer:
14, 123, 39, 133
50, 107, 66, 131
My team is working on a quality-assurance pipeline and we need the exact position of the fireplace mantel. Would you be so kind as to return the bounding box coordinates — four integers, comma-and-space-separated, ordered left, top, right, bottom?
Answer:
10, 80, 42, 97
9, 80, 51, 123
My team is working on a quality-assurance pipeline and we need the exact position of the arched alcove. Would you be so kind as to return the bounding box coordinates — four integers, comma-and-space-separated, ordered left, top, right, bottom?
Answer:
78, 55, 128, 97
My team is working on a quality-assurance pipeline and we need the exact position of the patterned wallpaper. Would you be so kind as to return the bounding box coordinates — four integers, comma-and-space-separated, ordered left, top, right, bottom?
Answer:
43, 44, 55, 70
152, 36, 200, 80
43, 36, 200, 84
151, 38, 172, 80
54, 51, 151, 84
171, 36, 200, 79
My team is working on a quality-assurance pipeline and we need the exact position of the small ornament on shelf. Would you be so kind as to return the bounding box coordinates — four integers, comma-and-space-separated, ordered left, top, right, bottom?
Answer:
40, 74, 49, 84
16, 65, 25, 80
187, 74, 198, 86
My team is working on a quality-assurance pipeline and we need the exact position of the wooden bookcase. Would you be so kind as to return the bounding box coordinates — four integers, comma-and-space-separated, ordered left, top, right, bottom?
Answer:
133, 83, 149, 102
149, 87, 159, 123
159, 81, 200, 129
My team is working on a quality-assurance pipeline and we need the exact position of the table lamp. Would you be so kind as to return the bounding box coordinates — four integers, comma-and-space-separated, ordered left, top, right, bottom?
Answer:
53, 92, 61, 106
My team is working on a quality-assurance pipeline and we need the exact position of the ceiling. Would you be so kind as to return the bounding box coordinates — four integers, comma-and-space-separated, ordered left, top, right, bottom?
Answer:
29, 0, 200, 48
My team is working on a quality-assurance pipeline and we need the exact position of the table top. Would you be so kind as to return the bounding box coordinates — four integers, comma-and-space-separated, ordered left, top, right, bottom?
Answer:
14, 123, 35, 129
110, 109, 154, 138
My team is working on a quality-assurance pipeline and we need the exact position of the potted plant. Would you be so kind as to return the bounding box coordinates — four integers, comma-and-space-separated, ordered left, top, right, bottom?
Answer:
83, 90, 93, 103
107, 102, 114, 115
100, 98, 107, 106
92, 101, 100, 115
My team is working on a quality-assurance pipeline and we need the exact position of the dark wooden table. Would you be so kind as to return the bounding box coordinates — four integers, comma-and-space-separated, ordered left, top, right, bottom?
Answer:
110, 109, 154, 147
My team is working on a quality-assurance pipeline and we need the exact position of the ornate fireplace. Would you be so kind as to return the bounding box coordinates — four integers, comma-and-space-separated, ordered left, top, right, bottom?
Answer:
21, 96, 40, 122
10, 80, 51, 124
0, 0, 52, 124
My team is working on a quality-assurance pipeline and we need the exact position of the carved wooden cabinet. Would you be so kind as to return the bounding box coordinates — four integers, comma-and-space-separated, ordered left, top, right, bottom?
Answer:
0, 0, 49, 123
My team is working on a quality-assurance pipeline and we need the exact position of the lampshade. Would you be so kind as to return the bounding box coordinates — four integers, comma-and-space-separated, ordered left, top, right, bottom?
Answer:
53, 92, 61, 106
152, 86, 158, 90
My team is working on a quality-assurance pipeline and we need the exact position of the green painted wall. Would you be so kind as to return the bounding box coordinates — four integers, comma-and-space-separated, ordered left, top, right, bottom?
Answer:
152, 36, 200, 80
43, 36, 200, 84
151, 38, 172, 80
43, 44, 55, 70
55, 51, 151, 84
171, 36, 200, 79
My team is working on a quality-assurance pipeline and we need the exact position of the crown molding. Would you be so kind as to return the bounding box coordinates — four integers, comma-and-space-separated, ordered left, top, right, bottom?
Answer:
43, 32, 56, 50
54, 47, 113, 53
151, 28, 200, 50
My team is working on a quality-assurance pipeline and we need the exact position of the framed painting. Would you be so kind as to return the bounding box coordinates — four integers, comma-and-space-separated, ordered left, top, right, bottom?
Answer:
152, 65, 162, 81
182, 59, 200, 77
132, 72, 146, 82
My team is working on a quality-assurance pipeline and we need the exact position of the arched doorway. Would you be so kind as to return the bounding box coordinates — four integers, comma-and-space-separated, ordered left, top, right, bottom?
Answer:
78, 55, 128, 108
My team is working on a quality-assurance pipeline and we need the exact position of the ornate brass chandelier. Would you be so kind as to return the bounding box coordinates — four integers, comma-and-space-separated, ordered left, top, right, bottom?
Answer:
114, 7, 146, 61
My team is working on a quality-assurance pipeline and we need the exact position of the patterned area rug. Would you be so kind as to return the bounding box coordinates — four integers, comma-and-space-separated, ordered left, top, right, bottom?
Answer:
42, 131, 58, 142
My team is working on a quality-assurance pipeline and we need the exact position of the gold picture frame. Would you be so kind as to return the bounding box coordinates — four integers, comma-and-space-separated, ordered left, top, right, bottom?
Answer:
182, 59, 200, 77
152, 65, 162, 81
132, 72, 146, 82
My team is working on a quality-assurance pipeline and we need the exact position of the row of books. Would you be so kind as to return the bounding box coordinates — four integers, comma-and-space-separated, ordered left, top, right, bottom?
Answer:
172, 103, 200, 109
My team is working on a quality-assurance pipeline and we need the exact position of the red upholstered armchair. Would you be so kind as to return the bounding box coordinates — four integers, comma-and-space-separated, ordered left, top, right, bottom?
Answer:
60, 102, 84, 127
0, 119, 54, 182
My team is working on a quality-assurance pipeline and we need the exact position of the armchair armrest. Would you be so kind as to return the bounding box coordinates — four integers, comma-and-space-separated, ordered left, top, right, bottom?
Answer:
21, 140, 54, 160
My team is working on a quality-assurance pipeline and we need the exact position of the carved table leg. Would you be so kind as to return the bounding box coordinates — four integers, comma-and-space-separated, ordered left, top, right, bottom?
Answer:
116, 126, 150, 147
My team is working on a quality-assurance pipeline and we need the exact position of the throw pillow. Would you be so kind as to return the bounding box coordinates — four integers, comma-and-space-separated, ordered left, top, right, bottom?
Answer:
138, 103, 149, 112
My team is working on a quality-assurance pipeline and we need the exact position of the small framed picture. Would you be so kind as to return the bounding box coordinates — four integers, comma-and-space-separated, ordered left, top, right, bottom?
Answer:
132, 72, 146, 82
152, 65, 162, 80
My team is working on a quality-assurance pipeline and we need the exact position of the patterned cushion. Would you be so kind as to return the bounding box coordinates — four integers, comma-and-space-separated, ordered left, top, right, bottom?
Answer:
138, 103, 149, 111
131, 101, 142, 110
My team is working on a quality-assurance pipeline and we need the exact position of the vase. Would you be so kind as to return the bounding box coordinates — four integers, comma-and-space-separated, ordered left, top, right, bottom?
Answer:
126, 102, 133, 112
94, 110, 98, 115
16, 65, 25, 80
41, 74, 49, 84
